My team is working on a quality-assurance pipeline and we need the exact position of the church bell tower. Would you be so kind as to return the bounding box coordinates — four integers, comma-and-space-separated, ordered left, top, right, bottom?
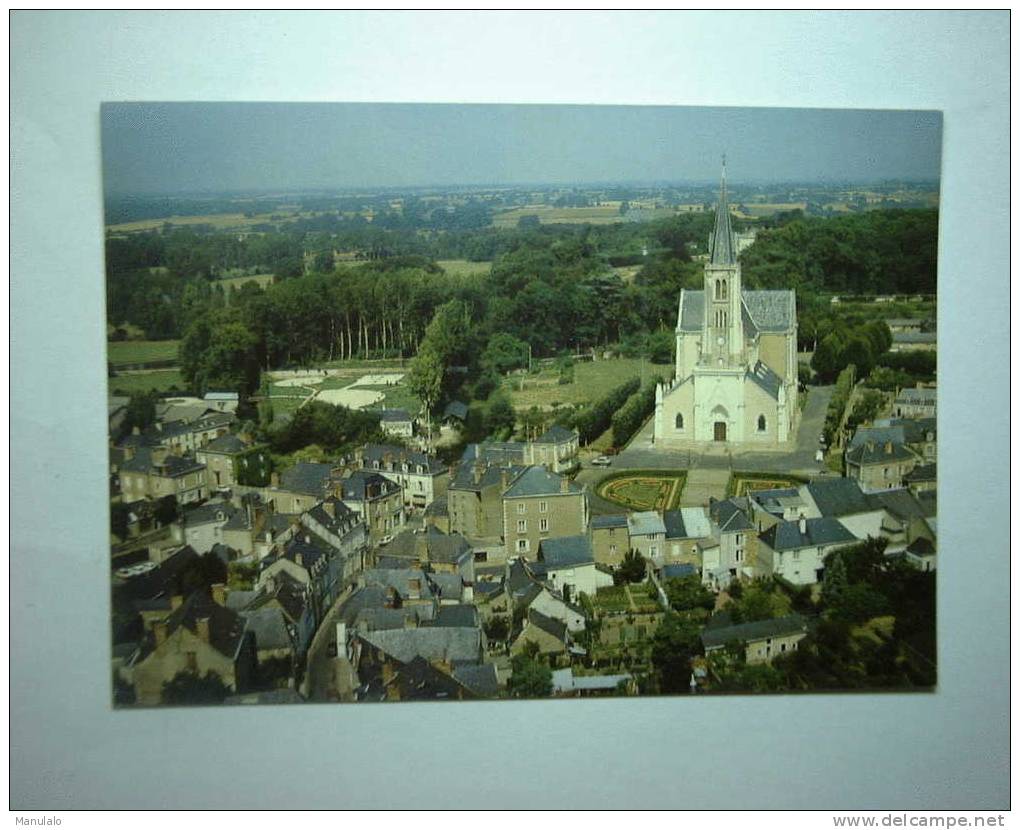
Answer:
702, 156, 744, 367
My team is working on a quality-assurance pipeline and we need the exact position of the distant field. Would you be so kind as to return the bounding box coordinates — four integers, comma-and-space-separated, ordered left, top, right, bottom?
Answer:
266, 365, 420, 414
108, 369, 185, 395
107, 340, 180, 366
106, 210, 326, 233
733, 202, 808, 218
491, 205, 625, 228
504, 358, 654, 410
219, 273, 275, 291
436, 259, 491, 277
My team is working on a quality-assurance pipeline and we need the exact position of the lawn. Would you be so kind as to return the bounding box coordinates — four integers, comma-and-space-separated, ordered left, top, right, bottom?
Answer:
491, 204, 626, 228
727, 472, 809, 498
108, 370, 186, 396
503, 357, 653, 411
596, 470, 688, 511
107, 340, 180, 366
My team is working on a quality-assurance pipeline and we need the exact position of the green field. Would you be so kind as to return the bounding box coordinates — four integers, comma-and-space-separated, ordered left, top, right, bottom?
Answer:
504, 357, 652, 410
106, 210, 327, 234
436, 259, 492, 277
491, 204, 626, 228
107, 340, 180, 366
108, 370, 186, 395
596, 470, 688, 511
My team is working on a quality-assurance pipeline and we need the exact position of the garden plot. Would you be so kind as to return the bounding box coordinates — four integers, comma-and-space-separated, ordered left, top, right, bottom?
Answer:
316, 387, 385, 409
350, 373, 405, 387
274, 375, 325, 388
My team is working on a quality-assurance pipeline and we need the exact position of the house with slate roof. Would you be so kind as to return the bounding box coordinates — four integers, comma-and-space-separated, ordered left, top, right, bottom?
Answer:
447, 460, 522, 543
228, 569, 316, 656
523, 424, 580, 474
173, 500, 238, 554
591, 513, 629, 567
119, 446, 208, 506
702, 497, 757, 588
351, 443, 447, 510
195, 432, 270, 489
128, 589, 257, 705
845, 440, 919, 493
378, 408, 416, 439
339, 470, 405, 544
653, 160, 798, 449
538, 535, 613, 600
757, 516, 858, 585
893, 385, 937, 418
128, 412, 235, 455
501, 465, 588, 559
663, 507, 714, 565
627, 511, 667, 562
701, 613, 808, 665
269, 462, 339, 514
904, 462, 937, 496
510, 608, 574, 663
890, 332, 937, 353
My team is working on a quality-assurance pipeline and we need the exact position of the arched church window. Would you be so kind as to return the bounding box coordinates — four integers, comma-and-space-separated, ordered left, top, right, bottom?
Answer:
675, 413, 684, 430
757, 414, 767, 432
714, 280, 721, 300
721, 280, 728, 300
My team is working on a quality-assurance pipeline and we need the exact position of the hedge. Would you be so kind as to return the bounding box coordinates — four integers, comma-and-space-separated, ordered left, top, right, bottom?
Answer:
572, 376, 640, 444
610, 377, 663, 448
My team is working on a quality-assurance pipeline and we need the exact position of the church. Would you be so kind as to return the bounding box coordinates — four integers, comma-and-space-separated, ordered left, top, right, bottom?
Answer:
653, 161, 799, 448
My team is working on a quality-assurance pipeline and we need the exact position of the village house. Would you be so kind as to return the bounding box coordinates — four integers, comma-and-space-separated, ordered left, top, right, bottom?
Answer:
258, 532, 349, 625
701, 498, 757, 589
227, 569, 316, 657
339, 470, 405, 544
268, 462, 338, 514
128, 412, 235, 455
510, 608, 575, 664
890, 331, 936, 352
378, 408, 416, 439
172, 500, 238, 554
627, 511, 667, 562
845, 440, 919, 493
537, 535, 613, 601
904, 463, 937, 496
447, 461, 523, 543
351, 444, 447, 510
701, 614, 808, 665
202, 390, 240, 414
663, 508, 714, 565
381, 525, 475, 583
893, 385, 937, 418
128, 588, 256, 705
591, 514, 629, 567
195, 433, 271, 490
756, 515, 858, 585
118, 446, 208, 505
501, 466, 589, 559
523, 425, 580, 474
551, 667, 636, 697
218, 495, 298, 561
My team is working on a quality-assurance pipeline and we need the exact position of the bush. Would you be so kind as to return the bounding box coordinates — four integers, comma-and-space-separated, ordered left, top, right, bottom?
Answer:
610, 378, 662, 448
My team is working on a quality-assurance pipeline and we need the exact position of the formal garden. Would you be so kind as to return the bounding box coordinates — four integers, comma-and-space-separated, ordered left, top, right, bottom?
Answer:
595, 469, 688, 511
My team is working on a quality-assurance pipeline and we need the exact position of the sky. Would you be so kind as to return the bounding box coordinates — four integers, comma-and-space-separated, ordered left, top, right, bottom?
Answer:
101, 102, 942, 195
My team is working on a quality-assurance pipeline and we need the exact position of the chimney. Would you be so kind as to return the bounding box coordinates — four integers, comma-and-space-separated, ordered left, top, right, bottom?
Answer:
798, 516, 807, 534
560, 475, 569, 494
151, 447, 169, 467
500, 468, 510, 490
170, 595, 184, 610
408, 577, 421, 598
211, 583, 226, 606
473, 463, 483, 485
195, 617, 210, 643
885, 441, 893, 454
270, 472, 280, 488
123, 445, 136, 461
154, 621, 168, 646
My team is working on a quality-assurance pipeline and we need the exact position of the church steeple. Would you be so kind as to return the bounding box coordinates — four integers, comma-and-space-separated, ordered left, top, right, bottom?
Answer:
709, 155, 736, 266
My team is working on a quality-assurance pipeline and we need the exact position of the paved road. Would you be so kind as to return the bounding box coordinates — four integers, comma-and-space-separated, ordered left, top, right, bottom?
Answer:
577, 385, 836, 515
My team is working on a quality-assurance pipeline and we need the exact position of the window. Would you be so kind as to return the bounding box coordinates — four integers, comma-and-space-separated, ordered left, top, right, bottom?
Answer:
735, 550, 743, 562
517, 519, 527, 533
793, 551, 800, 560
539, 501, 548, 513
517, 539, 529, 553
675, 413, 684, 430
517, 503, 526, 515
609, 544, 617, 554
736, 534, 743, 545
540, 518, 549, 532
757, 414, 767, 432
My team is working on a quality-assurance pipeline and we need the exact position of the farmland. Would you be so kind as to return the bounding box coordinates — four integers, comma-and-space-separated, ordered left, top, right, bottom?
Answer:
108, 369, 186, 396
491, 204, 626, 228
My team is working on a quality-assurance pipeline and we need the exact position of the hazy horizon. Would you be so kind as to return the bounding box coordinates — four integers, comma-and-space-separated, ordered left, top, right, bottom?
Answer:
101, 102, 943, 196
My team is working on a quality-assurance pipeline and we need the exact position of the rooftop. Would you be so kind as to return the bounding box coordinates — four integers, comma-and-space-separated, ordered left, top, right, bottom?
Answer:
539, 535, 594, 569
701, 614, 807, 650
502, 465, 582, 499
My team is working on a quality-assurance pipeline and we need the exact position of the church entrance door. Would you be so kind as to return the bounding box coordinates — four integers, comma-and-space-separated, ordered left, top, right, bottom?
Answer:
714, 421, 727, 442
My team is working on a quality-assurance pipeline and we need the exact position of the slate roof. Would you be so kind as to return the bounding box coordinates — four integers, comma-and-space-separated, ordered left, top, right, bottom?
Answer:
452, 663, 500, 698
749, 487, 803, 515
805, 478, 873, 517
904, 463, 936, 483
424, 495, 448, 517
679, 290, 795, 335
359, 626, 482, 666
279, 462, 334, 496
362, 568, 435, 600
882, 417, 937, 444
428, 603, 478, 629
506, 559, 536, 595
747, 361, 782, 400
533, 424, 577, 444
849, 427, 907, 450
429, 573, 466, 602
701, 614, 807, 649
551, 668, 632, 694
846, 441, 916, 466
661, 563, 698, 579
709, 498, 755, 533
461, 441, 527, 466
119, 448, 205, 478
679, 507, 713, 538
340, 470, 399, 501
443, 401, 469, 421
449, 460, 524, 493
380, 409, 412, 423
628, 511, 666, 538
906, 537, 936, 556
502, 465, 582, 498
591, 513, 628, 530
359, 444, 444, 475
661, 510, 687, 539
137, 589, 248, 662
526, 609, 568, 643
866, 488, 933, 521
242, 606, 294, 652
182, 501, 237, 527
895, 387, 937, 404
759, 516, 857, 551
539, 535, 594, 569
710, 174, 736, 265
391, 656, 478, 701
115, 545, 200, 602
202, 433, 248, 454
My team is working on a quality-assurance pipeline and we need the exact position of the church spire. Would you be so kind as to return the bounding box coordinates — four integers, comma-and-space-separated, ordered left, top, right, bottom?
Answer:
709, 155, 736, 266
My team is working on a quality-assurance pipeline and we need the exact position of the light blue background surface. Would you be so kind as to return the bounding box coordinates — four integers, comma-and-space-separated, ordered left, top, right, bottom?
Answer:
10, 11, 1009, 809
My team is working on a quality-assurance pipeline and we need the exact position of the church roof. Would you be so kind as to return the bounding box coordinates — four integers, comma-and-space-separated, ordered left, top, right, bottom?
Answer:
709, 159, 736, 266
747, 361, 783, 400
676, 290, 795, 334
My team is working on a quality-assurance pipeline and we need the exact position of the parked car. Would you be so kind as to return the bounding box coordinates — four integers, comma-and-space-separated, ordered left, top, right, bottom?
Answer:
591, 456, 613, 467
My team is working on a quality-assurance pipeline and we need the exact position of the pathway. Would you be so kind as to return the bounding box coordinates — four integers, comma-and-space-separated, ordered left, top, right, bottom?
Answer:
680, 468, 732, 507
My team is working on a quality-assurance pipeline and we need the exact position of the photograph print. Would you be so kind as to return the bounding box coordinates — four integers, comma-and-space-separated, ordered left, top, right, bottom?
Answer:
103, 102, 940, 707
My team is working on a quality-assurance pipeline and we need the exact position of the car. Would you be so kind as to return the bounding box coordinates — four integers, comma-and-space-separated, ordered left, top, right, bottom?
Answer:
378, 534, 394, 546
591, 456, 613, 467
815, 449, 825, 463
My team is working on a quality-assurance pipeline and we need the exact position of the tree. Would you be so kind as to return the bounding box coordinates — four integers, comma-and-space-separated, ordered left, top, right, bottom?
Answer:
663, 575, 716, 612
481, 332, 528, 374
408, 345, 444, 439
615, 550, 647, 584
485, 392, 516, 438
161, 670, 230, 705
121, 392, 157, 437
509, 654, 552, 698
821, 552, 848, 608
650, 612, 703, 693
728, 579, 791, 624
483, 615, 510, 642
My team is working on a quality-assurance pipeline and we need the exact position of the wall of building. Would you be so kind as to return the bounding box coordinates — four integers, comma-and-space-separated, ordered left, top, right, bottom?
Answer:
502, 492, 587, 559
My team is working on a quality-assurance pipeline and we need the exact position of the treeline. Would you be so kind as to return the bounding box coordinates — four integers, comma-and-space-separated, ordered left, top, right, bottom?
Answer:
810, 319, 893, 383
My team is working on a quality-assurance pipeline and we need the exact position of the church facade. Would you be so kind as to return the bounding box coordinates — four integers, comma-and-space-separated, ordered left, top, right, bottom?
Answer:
653, 163, 799, 449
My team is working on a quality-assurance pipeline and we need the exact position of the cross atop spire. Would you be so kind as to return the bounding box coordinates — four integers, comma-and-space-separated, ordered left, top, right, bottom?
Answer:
710, 156, 735, 266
